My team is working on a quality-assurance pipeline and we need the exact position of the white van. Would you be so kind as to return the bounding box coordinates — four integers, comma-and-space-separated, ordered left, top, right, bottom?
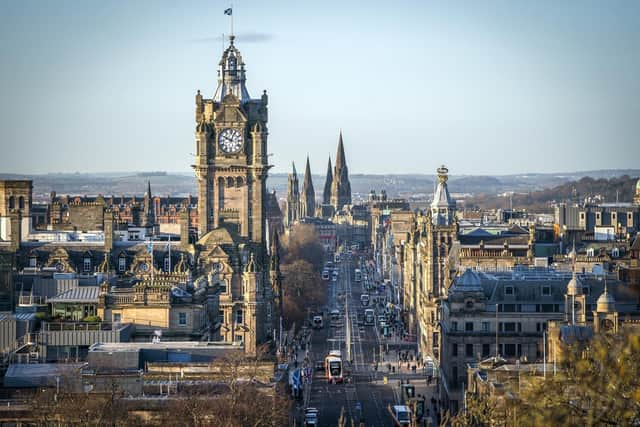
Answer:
360, 294, 370, 306
392, 405, 412, 426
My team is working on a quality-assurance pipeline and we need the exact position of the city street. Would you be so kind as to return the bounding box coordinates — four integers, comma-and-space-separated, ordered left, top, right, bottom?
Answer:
296, 253, 437, 426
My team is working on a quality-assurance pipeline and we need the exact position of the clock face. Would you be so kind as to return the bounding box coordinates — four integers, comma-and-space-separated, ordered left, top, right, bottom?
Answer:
140, 262, 148, 272
218, 128, 243, 153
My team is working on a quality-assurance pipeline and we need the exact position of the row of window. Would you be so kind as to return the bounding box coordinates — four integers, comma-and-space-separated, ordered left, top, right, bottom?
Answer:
6, 196, 26, 210
504, 285, 554, 296
451, 342, 523, 359
451, 321, 550, 333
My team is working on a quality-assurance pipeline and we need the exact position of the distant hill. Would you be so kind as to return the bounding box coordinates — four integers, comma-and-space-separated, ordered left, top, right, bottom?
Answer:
1, 169, 638, 205
464, 175, 640, 211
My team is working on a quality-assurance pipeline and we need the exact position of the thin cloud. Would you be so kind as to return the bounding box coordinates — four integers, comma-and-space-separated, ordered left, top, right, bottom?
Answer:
190, 32, 275, 44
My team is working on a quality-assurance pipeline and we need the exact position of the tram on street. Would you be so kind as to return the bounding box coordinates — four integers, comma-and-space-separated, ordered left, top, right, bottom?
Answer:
325, 350, 343, 383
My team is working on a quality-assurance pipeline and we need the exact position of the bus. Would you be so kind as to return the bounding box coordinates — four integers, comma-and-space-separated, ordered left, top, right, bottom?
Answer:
325, 351, 343, 383
354, 269, 362, 282
364, 309, 375, 325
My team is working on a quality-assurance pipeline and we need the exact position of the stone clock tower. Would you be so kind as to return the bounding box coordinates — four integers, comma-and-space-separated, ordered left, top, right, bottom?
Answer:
193, 35, 269, 242
192, 35, 273, 356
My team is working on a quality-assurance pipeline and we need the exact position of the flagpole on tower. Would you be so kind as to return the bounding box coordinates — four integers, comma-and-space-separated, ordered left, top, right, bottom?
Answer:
224, 6, 234, 38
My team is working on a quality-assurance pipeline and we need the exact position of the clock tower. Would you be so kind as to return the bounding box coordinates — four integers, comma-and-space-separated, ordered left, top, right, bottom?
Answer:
193, 35, 269, 242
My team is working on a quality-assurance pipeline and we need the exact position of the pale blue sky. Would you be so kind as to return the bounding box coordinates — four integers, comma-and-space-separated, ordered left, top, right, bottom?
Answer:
1, 0, 639, 176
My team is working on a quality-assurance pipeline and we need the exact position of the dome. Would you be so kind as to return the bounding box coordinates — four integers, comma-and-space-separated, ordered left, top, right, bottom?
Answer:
451, 269, 483, 292
566, 271, 582, 296
636, 178, 640, 191
596, 283, 616, 312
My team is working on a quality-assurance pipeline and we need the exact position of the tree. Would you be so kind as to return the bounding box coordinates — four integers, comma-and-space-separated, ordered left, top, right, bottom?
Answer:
281, 259, 326, 327
515, 329, 640, 427
452, 330, 640, 427
282, 224, 325, 272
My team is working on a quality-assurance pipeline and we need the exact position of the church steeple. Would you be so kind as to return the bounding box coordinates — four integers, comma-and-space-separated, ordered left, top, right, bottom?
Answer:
285, 162, 300, 227
143, 180, 154, 228
331, 131, 352, 211
300, 156, 316, 218
323, 156, 333, 205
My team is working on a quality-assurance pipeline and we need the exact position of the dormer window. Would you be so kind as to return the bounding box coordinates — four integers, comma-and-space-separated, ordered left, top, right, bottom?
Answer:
118, 257, 126, 272
465, 300, 474, 309
542, 285, 551, 296
83, 258, 91, 272
587, 248, 595, 257
29, 256, 37, 268
164, 257, 171, 272
505, 286, 514, 296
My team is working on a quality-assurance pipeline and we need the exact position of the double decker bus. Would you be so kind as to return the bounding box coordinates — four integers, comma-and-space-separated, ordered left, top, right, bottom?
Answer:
325, 350, 343, 384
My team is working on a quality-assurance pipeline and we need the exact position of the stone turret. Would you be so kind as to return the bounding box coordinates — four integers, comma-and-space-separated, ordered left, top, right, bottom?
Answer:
430, 165, 456, 226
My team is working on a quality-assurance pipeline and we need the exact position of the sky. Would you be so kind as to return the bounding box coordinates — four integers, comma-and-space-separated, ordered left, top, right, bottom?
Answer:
0, 0, 639, 177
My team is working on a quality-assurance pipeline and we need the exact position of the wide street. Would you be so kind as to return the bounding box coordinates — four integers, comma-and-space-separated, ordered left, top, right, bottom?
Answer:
294, 252, 436, 426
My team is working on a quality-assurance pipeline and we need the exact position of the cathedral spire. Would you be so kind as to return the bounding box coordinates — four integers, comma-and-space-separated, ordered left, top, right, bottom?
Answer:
300, 156, 315, 218
331, 131, 351, 211
285, 161, 300, 227
335, 131, 346, 170
323, 156, 333, 205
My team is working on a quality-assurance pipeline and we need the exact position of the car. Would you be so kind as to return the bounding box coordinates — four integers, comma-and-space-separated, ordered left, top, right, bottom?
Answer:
304, 408, 319, 426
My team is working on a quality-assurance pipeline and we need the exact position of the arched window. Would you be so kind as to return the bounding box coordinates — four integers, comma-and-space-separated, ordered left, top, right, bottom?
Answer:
8, 196, 14, 209
18, 196, 24, 210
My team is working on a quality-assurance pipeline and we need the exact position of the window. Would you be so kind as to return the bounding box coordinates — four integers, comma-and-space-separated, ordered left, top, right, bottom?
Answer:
482, 322, 490, 332
452, 366, 458, 387
29, 256, 37, 268
504, 322, 516, 332
482, 343, 491, 357
8, 197, 14, 210
542, 285, 551, 296
452, 343, 458, 357
504, 343, 516, 357
179, 312, 187, 326
503, 304, 516, 312
83, 258, 91, 272
466, 344, 474, 358
465, 322, 474, 332
451, 322, 458, 332
118, 257, 126, 272
219, 280, 227, 293
18, 196, 24, 209
235, 310, 243, 325
505, 286, 514, 296
113, 313, 121, 323
164, 257, 171, 272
